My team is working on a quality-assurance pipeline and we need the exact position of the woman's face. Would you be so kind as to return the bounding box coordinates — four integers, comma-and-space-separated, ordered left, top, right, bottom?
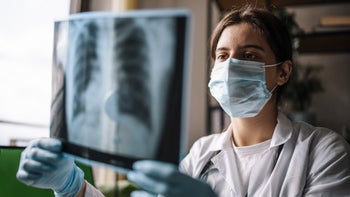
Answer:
214, 23, 278, 91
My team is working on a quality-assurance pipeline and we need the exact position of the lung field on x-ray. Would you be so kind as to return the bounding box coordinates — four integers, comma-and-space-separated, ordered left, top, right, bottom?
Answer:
72, 22, 100, 120
113, 19, 151, 129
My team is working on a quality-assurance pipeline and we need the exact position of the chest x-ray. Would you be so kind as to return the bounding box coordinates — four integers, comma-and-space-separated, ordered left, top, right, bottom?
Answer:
50, 10, 190, 170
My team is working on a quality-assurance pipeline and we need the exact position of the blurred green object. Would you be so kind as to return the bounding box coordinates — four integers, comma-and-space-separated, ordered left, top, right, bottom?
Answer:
99, 180, 139, 197
0, 147, 94, 197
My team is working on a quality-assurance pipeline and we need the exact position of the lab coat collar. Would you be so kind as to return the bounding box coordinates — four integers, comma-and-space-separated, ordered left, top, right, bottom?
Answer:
270, 112, 293, 147
206, 112, 293, 152
206, 125, 233, 153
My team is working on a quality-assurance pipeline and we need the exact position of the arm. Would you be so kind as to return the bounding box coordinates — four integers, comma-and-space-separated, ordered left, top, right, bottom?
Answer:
77, 181, 87, 197
304, 132, 350, 196
77, 181, 105, 197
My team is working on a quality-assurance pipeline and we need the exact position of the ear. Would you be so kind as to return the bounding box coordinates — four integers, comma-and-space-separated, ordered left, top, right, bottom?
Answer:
276, 60, 292, 86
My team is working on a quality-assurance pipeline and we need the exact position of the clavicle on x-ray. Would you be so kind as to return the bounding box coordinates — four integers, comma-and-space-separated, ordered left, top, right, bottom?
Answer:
50, 10, 190, 170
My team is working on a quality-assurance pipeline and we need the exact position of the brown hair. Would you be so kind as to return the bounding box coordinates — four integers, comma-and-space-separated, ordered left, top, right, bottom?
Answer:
210, 6, 292, 63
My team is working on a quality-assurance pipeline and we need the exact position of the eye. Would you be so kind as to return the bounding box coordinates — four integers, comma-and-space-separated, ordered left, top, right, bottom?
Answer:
243, 52, 258, 60
215, 53, 228, 62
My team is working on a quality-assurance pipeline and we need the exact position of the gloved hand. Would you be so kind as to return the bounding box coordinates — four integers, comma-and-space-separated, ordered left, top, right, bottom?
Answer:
127, 160, 217, 197
16, 138, 84, 197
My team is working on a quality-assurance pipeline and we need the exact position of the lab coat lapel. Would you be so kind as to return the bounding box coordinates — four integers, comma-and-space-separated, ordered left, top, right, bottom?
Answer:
247, 113, 294, 196
211, 148, 243, 196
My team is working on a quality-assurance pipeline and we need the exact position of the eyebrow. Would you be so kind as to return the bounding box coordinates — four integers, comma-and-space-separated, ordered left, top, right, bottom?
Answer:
215, 44, 265, 53
215, 47, 230, 53
241, 44, 265, 51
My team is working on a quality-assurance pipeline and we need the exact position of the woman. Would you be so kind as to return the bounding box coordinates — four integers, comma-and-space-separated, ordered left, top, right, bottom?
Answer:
17, 6, 350, 197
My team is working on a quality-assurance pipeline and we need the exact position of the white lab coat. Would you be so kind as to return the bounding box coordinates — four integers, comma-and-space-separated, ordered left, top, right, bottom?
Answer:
180, 113, 350, 197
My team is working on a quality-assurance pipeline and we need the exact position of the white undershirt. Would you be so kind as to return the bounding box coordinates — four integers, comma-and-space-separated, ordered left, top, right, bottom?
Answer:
232, 139, 271, 195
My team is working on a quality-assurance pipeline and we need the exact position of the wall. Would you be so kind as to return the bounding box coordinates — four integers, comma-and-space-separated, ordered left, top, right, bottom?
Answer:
287, 3, 350, 133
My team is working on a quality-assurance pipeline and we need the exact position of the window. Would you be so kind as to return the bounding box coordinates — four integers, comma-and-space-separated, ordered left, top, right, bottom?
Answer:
0, 0, 70, 146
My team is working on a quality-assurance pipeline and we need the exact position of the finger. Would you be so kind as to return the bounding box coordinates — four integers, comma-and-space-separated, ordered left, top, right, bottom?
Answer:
22, 159, 55, 173
36, 138, 62, 153
130, 190, 157, 197
133, 160, 190, 185
16, 169, 42, 185
132, 160, 180, 181
127, 171, 170, 195
26, 146, 62, 165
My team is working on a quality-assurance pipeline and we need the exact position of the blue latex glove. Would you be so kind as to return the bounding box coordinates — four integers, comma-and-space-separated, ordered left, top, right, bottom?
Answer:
127, 160, 217, 197
16, 138, 84, 196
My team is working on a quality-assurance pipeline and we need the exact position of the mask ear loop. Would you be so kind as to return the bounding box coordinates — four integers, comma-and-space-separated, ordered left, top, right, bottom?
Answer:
264, 61, 283, 95
264, 62, 283, 68
270, 84, 279, 93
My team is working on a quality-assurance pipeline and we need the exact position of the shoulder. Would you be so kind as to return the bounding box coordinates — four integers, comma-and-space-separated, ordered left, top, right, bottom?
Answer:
179, 132, 227, 177
291, 121, 350, 158
291, 122, 350, 194
293, 121, 349, 150
191, 133, 223, 151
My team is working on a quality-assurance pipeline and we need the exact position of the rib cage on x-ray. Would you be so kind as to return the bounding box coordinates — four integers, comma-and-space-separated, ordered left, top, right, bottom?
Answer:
72, 21, 100, 121
60, 13, 179, 159
113, 19, 151, 130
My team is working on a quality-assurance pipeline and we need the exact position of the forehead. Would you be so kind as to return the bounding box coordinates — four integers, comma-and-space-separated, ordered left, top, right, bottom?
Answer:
217, 23, 269, 50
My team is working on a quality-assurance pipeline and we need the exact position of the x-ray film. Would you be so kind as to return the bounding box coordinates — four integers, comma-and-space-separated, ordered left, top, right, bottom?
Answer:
50, 9, 190, 171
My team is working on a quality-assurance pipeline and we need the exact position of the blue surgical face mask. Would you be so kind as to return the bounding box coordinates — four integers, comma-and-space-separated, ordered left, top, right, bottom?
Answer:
208, 58, 281, 118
